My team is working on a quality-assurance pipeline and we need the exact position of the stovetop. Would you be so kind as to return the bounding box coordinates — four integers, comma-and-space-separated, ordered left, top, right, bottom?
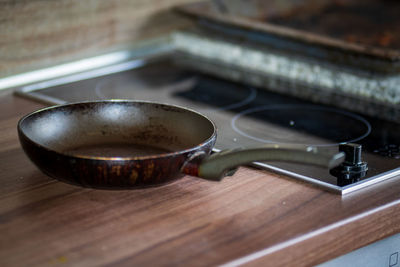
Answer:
16, 55, 400, 194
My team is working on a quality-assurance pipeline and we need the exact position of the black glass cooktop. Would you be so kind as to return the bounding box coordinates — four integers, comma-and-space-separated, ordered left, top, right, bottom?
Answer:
17, 57, 400, 194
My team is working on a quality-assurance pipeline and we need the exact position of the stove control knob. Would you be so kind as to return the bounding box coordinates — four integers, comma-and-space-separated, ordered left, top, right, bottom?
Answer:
330, 143, 368, 183
341, 143, 363, 166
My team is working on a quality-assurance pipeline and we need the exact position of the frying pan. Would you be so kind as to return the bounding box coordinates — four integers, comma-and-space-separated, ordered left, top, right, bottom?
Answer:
18, 100, 345, 189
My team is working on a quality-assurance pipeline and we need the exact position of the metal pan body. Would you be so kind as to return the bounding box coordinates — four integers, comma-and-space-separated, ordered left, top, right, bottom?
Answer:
18, 100, 216, 189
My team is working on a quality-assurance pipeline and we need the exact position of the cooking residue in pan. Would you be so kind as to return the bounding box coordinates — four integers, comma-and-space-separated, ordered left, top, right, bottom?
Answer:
64, 143, 172, 157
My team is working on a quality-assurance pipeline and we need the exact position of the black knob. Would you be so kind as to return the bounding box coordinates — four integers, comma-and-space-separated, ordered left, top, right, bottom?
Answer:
330, 143, 368, 184
341, 143, 363, 165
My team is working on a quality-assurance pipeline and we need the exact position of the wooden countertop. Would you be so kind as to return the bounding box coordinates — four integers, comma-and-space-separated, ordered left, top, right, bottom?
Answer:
1, 92, 400, 266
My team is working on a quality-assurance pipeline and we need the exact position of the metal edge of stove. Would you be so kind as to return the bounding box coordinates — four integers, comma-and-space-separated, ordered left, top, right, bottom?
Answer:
14, 57, 163, 105
251, 161, 400, 195
341, 167, 400, 194
213, 148, 400, 195
7, 36, 173, 94
10, 42, 400, 195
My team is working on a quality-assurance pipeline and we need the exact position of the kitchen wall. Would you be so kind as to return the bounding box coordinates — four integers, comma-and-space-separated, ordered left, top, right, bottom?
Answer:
0, 0, 198, 78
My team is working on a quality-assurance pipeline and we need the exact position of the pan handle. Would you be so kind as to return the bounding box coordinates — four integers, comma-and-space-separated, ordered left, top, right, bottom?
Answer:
181, 144, 345, 181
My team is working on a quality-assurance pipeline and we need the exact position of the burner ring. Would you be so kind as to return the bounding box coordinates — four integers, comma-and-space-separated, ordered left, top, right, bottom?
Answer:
213, 87, 257, 111
180, 83, 258, 112
231, 104, 372, 147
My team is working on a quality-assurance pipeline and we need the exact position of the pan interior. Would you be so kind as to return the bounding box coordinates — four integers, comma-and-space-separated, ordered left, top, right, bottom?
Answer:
19, 101, 215, 158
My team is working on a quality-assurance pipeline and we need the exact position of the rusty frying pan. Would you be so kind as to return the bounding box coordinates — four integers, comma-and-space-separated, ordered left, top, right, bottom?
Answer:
18, 100, 344, 189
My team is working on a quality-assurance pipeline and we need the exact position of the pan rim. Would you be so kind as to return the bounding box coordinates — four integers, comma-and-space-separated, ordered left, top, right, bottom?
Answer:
17, 99, 217, 161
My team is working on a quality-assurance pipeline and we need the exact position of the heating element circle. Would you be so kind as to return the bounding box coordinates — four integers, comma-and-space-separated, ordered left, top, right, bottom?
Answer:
172, 79, 257, 111
94, 75, 257, 111
231, 105, 372, 146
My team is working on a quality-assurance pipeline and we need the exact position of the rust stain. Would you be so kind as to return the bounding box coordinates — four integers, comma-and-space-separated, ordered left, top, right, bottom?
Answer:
181, 161, 199, 177
379, 32, 394, 47
97, 166, 104, 177
111, 165, 121, 176
143, 161, 155, 180
103, 166, 107, 178
129, 169, 138, 184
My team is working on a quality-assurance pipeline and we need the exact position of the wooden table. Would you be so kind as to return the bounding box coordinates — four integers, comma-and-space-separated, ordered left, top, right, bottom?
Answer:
1, 92, 399, 266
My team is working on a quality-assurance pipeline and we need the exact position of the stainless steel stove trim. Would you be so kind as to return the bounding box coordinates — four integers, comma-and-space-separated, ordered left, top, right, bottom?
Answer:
15, 59, 150, 105
4, 36, 173, 91
251, 161, 400, 195
19, 59, 146, 93
341, 167, 400, 195
252, 162, 342, 193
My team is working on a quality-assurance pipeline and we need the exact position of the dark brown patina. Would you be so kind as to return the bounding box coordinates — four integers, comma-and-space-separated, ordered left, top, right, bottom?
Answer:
18, 100, 216, 189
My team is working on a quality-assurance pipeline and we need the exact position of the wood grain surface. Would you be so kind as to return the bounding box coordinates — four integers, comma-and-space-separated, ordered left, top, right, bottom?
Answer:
0, 0, 197, 78
0, 91, 399, 266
